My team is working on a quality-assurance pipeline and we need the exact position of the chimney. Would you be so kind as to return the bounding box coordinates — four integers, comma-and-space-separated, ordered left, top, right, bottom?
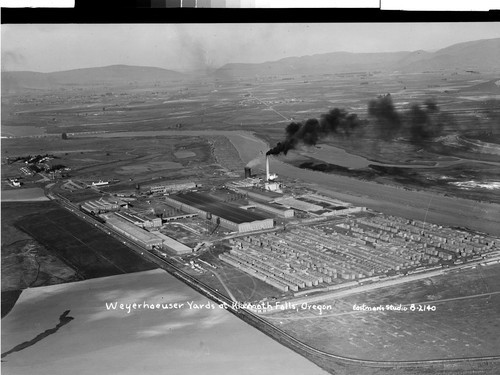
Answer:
244, 167, 251, 178
266, 156, 270, 182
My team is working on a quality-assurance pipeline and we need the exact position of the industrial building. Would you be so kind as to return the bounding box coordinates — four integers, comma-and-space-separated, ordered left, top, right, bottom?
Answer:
231, 186, 283, 202
274, 195, 365, 216
8, 178, 21, 187
149, 182, 197, 194
90, 180, 109, 187
102, 214, 163, 249
164, 192, 274, 233
154, 232, 192, 255
227, 178, 261, 189
81, 199, 120, 214
101, 213, 192, 253
115, 211, 162, 228
274, 197, 323, 213
248, 200, 294, 218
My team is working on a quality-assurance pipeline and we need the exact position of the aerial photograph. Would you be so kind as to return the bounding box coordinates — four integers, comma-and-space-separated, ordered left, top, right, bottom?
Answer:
1, 22, 500, 374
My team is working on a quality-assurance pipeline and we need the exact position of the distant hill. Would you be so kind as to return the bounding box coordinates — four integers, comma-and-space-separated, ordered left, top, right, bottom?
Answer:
215, 38, 500, 79
215, 51, 410, 79
396, 38, 500, 72
3, 38, 500, 92
2, 65, 187, 93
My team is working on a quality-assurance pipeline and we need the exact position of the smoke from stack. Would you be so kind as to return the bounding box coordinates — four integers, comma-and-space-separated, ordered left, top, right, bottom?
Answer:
246, 155, 264, 168
368, 95, 448, 144
267, 108, 364, 156
406, 99, 446, 143
367, 94, 402, 141
267, 96, 455, 157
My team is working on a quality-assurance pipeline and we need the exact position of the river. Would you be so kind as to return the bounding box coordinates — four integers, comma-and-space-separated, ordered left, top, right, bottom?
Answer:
93, 130, 500, 236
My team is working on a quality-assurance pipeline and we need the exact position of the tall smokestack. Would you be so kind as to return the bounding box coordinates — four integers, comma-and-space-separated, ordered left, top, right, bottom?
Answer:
266, 156, 270, 182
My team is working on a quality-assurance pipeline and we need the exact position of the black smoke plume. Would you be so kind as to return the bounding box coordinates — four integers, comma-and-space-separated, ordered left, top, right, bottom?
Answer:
286, 122, 301, 137
406, 99, 445, 143
267, 108, 363, 156
368, 94, 402, 141
368, 95, 448, 144
268, 96, 453, 156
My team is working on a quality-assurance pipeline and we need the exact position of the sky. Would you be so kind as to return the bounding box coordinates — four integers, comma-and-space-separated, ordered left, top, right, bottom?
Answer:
2, 23, 500, 73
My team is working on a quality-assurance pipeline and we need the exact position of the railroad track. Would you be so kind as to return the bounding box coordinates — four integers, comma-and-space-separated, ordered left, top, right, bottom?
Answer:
49, 190, 500, 373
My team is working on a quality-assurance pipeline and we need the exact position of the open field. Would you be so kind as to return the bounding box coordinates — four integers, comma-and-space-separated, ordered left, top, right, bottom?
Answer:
3, 70, 499, 205
2, 68, 499, 373
56, 188, 104, 203
3, 71, 497, 139
15, 207, 156, 279
1, 290, 22, 318
1, 201, 80, 316
268, 263, 500, 362
1, 187, 48, 202
1, 269, 327, 375
1, 238, 79, 292
1, 202, 57, 247
1, 135, 215, 192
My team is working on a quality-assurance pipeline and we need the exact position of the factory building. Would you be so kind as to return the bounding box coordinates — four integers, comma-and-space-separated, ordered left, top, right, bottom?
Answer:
90, 180, 109, 187
102, 213, 192, 253
164, 192, 274, 233
274, 197, 323, 212
102, 214, 163, 249
9, 178, 21, 187
149, 182, 197, 194
115, 211, 162, 228
274, 195, 365, 216
231, 186, 282, 202
154, 232, 192, 255
81, 200, 120, 214
248, 200, 294, 218
227, 178, 261, 188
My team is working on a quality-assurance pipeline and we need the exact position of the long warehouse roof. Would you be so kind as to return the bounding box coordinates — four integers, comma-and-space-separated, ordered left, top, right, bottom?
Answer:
154, 232, 191, 253
105, 214, 162, 244
170, 192, 268, 224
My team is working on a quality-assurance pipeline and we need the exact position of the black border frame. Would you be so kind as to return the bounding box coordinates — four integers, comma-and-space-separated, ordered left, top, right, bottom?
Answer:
2, 7, 500, 24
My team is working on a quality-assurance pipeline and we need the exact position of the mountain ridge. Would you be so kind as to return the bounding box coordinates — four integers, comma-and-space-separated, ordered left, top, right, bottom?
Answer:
3, 38, 499, 92
215, 37, 500, 79
2, 65, 187, 93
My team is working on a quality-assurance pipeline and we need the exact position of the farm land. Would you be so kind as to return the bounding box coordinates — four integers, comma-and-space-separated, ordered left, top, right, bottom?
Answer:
2, 67, 499, 372
1, 201, 79, 316
271, 263, 500, 362
15, 207, 156, 279
3, 70, 499, 203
